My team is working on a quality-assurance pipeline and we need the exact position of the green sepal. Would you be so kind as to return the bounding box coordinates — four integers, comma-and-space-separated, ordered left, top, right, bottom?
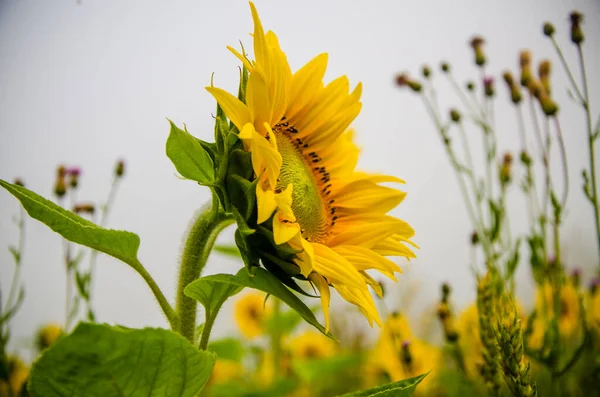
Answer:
166, 120, 215, 185
237, 63, 249, 104
235, 228, 261, 270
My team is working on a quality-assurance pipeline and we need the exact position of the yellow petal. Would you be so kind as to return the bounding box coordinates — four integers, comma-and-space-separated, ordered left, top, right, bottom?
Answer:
331, 180, 406, 213
272, 212, 300, 245
334, 284, 381, 327
256, 183, 277, 224
227, 45, 253, 72
312, 243, 365, 288
333, 245, 402, 280
249, 2, 270, 80
328, 219, 412, 249
289, 235, 314, 277
206, 87, 251, 131
360, 271, 383, 298
287, 53, 328, 119
274, 184, 294, 219
308, 273, 331, 333
246, 71, 272, 132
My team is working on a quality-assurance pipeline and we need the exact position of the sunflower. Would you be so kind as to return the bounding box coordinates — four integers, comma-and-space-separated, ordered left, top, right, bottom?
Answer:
288, 330, 337, 360
0, 356, 29, 396
207, 2, 415, 331
234, 291, 270, 339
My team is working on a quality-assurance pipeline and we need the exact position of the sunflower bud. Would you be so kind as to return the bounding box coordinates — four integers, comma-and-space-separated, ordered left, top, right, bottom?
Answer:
115, 159, 126, 177
569, 11, 584, 44
440, 62, 451, 73
422, 65, 431, 79
37, 323, 63, 350
543, 22, 555, 37
13, 178, 24, 187
470, 36, 486, 66
483, 76, 495, 97
450, 109, 462, 123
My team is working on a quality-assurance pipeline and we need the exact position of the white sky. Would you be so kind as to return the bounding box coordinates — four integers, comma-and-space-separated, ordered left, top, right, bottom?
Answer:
1, 0, 599, 357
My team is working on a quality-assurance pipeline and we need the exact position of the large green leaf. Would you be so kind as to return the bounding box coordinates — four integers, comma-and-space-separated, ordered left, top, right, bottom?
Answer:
186, 268, 329, 336
166, 120, 215, 184
340, 373, 428, 397
0, 180, 140, 266
28, 323, 216, 397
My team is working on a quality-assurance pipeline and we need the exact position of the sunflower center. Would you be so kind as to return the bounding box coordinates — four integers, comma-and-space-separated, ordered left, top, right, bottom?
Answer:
273, 124, 331, 242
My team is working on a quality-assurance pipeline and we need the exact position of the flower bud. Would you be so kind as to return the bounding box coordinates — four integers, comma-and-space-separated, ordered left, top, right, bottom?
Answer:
422, 65, 431, 79
450, 109, 461, 123
540, 95, 559, 116
520, 66, 532, 87
440, 62, 450, 73
502, 71, 515, 87
520, 151, 532, 166
543, 22, 555, 37
500, 163, 512, 185
503, 152, 513, 165
68, 167, 81, 188
54, 178, 66, 198
13, 178, 24, 187
73, 203, 96, 214
527, 79, 544, 99
510, 86, 522, 104
589, 277, 600, 294
115, 159, 125, 177
570, 268, 581, 287
57, 165, 67, 178
470, 36, 486, 66
538, 60, 552, 94
483, 76, 495, 97
441, 282, 451, 301
471, 231, 480, 245
519, 50, 532, 68
465, 81, 475, 92
569, 11, 584, 44
407, 80, 422, 92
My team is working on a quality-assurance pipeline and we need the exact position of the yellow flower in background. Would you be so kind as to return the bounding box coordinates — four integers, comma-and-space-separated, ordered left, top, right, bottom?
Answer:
207, 2, 415, 330
288, 330, 337, 360
534, 281, 580, 339
587, 286, 600, 334
0, 356, 29, 397
456, 304, 482, 377
234, 291, 270, 339
207, 359, 243, 386
37, 322, 63, 350
376, 311, 413, 353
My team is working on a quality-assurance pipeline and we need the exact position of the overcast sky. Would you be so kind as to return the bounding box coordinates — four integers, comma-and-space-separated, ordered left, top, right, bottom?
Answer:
1, 0, 599, 357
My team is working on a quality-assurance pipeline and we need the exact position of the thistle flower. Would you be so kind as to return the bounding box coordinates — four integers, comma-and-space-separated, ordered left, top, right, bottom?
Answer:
543, 22, 555, 37
470, 36, 486, 66
396, 73, 422, 92
483, 76, 495, 97
68, 166, 82, 188
503, 71, 522, 104
115, 159, 126, 177
569, 11, 584, 44
13, 178, 24, 187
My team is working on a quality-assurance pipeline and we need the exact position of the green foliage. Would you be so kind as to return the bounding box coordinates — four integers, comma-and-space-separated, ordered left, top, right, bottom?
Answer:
340, 373, 428, 397
184, 277, 243, 323
186, 268, 329, 337
208, 338, 245, 362
28, 323, 216, 397
166, 120, 215, 185
213, 244, 242, 258
0, 179, 140, 266
293, 353, 362, 384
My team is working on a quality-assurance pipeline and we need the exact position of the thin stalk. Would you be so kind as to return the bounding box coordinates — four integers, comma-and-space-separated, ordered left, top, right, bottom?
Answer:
550, 37, 584, 102
517, 106, 540, 230
132, 258, 178, 330
577, 44, 600, 268
553, 117, 569, 207
198, 310, 217, 350
175, 190, 234, 342
4, 207, 25, 312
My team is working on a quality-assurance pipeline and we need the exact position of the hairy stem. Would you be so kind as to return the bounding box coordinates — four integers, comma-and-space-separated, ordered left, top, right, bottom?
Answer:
175, 191, 234, 342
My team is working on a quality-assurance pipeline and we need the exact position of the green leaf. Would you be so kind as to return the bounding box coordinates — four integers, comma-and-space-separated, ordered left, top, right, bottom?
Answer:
208, 338, 245, 362
293, 353, 362, 384
187, 268, 330, 337
166, 120, 214, 184
28, 323, 216, 397
0, 180, 140, 267
213, 244, 241, 258
184, 278, 243, 320
340, 373, 428, 397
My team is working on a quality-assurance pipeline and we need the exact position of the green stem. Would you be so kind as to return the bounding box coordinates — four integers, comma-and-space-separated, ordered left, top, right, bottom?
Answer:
175, 190, 234, 342
553, 117, 569, 207
198, 310, 217, 350
551, 37, 584, 102
271, 298, 282, 372
577, 44, 600, 270
132, 258, 178, 330
5, 208, 25, 313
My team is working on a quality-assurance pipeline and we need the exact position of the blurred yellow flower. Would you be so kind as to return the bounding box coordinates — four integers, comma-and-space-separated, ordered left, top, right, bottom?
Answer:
288, 330, 337, 360
0, 356, 29, 397
234, 291, 270, 339
532, 282, 580, 341
456, 304, 482, 377
587, 287, 600, 335
377, 311, 413, 353
207, 1, 415, 331
37, 322, 63, 350
207, 359, 243, 386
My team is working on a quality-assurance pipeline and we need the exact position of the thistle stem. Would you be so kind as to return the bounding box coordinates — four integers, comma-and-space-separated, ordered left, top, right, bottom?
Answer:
176, 190, 234, 342
4, 207, 25, 314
